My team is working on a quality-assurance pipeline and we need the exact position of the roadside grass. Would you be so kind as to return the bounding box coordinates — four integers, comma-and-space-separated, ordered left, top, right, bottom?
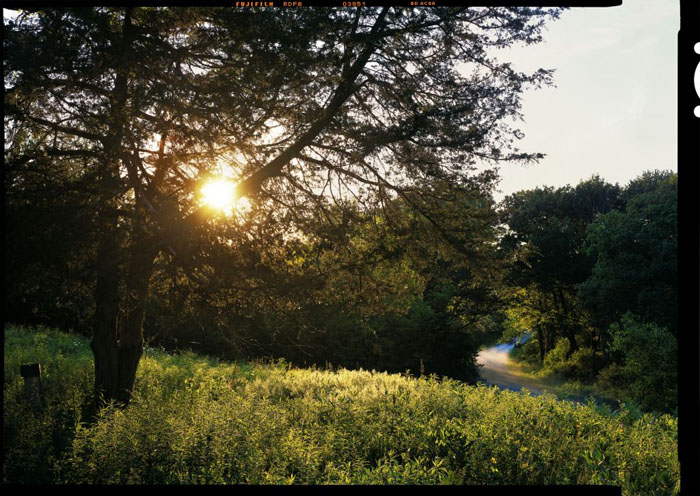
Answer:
507, 343, 623, 410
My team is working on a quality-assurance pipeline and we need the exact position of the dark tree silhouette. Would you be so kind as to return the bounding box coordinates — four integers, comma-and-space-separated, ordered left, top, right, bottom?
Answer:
5, 7, 562, 404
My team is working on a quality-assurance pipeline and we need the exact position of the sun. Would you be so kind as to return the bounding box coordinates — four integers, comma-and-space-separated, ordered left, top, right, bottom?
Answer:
201, 178, 236, 214
200, 178, 251, 216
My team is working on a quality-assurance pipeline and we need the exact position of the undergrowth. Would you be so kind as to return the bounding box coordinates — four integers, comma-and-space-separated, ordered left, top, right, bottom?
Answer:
4, 325, 679, 493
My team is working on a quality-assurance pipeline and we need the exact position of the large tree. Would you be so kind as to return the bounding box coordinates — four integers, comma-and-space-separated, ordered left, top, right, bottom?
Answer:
4, 6, 562, 404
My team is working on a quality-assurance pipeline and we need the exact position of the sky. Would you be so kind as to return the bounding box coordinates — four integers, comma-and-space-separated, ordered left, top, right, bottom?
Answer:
490, 0, 679, 200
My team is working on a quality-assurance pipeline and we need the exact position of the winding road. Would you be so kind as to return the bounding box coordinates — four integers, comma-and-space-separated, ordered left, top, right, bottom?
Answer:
476, 341, 547, 395
476, 337, 620, 409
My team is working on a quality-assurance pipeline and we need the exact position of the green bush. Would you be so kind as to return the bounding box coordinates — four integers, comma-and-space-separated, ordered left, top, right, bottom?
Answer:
4, 326, 679, 493
542, 339, 571, 376
607, 314, 677, 414
568, 348, 604, 382
540, 340, 603, 383
596, 363, 627, 401
510, 337, 540, 366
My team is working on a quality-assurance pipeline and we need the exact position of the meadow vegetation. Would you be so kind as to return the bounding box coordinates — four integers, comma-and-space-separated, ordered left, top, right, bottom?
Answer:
4, 326, 679, 493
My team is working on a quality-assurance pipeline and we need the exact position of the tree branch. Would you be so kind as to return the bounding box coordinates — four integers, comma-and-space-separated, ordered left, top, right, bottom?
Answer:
233, 7, 390, 199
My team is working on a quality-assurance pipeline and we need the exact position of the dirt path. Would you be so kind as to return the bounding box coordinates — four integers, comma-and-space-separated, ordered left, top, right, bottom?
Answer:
476, 342, 548, 395
476, 341, 620, 409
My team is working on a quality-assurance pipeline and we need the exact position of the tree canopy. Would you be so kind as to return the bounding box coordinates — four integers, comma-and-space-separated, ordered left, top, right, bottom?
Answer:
579, 170, 677, 336
4, 6, 562, 402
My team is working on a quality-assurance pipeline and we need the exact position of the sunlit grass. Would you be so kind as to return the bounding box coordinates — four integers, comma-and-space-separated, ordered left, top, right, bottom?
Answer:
506, 343, 623, 409
4, 325, 679, 493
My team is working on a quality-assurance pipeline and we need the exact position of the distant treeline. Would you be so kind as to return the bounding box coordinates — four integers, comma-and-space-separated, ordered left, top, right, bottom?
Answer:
498, 170, 677, 414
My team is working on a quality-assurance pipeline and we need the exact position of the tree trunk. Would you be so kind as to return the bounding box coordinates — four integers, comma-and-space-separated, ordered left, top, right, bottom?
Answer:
554, 287, 579, 356
600, 327, 610, 362
117, 218, 156, 404
90, 7, 134, 406
90, 205, 121, 403
535, 324, 545, 362
565, 329, 579, 356
544, 323, 555, 353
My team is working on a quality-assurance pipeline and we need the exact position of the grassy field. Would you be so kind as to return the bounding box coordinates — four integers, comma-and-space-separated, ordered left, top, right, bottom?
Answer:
3, 325, 679, 493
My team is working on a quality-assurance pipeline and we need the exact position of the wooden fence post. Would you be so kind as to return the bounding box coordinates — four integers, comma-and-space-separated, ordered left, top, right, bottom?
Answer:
20, 363, 42, 408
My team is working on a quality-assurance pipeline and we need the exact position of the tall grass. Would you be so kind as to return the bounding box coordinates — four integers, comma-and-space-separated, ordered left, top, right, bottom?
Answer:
4, 325, 679, 493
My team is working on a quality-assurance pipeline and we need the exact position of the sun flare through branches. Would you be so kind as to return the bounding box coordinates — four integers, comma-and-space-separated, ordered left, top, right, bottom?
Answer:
200, 178, 250, 216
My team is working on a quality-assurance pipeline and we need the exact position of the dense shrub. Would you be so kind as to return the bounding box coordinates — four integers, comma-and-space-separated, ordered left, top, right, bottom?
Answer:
567, 348, 605, 382
540, 339, 604, 383
4, 326, 679, 493
369, 294, 481, 383
596, 363, 627, 402
607, 314, 677, 414
144, 278, 483, 384
509, 337, 541, 366
542, 339, 570, 375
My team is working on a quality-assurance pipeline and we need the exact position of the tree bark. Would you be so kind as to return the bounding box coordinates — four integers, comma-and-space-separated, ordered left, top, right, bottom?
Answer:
117, 218, 156, 403
600, 327, 610, 362
565, 331, 579, 355
90, 7, 133, 406
90, 222, 120, 402
554, 287, 578, 356
535, 324, 545, 362
561, 299, 579, 355
544, 323, 555, 353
